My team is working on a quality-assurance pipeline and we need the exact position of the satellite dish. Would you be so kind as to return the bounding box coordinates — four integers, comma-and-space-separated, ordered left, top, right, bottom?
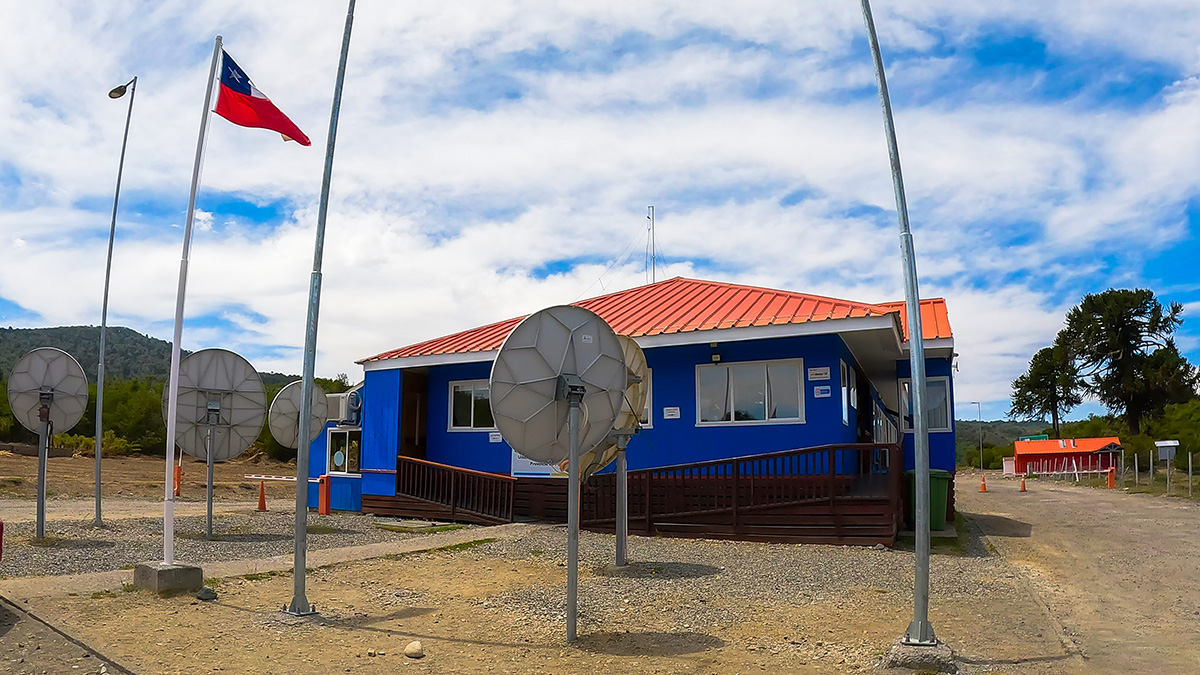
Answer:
580, 335, 649, 480
489, 305, 626, 465
7, 347, 89, 539
268, 380, 329, 449
161, 348, 267, 462
7, 347, 89, 434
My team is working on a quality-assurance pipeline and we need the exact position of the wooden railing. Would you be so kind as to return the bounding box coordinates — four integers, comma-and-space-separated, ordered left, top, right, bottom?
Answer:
396, 456, 516, 524
582, 443, 902, 534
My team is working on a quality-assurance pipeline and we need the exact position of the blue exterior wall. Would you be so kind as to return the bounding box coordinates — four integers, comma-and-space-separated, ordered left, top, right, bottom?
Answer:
897, 357, 957, 472
306, 419, 364, 511
419, 333, 871, 475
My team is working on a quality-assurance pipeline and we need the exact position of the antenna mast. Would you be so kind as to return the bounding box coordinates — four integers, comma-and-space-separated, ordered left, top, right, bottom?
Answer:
647, 205, 656, 283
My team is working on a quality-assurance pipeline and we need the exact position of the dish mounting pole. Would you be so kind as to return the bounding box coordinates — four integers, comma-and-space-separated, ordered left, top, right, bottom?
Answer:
36, 392, 52, 539
561, 374, 586, 642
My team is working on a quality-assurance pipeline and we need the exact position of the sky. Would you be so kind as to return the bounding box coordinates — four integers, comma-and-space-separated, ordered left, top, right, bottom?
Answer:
2, 1, 1199, 422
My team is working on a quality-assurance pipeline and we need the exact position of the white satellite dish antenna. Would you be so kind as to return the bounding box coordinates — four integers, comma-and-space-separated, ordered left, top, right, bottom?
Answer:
161, 348, 266, 539
268, 380, 329, 449
7, 347, 89, 538
580, 335, 649, 480
579, 335, 649, 568
489, 305, 626, 643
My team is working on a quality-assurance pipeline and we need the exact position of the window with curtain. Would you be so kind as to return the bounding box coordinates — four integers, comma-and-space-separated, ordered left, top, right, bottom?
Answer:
898, 377, 952, 433
697, 359, 804, 425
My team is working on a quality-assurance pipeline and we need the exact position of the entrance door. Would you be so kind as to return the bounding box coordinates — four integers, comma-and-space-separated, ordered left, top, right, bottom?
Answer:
400, 371, 428, 460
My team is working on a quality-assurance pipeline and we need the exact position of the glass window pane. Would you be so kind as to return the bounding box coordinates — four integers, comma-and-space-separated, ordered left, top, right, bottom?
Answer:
452, 385, 473, 428
731, 363, 766, 421
330, 432, 348, 472
473, 385, 494, 428
841, 362, 849, 425
347, 431, 361, 473
900, 380, 913, 431
698, 367, 729, 422
767, 363, 800, 419
640, 369, 652, 425
926, 379, 949, 430
850, 368, 857, 409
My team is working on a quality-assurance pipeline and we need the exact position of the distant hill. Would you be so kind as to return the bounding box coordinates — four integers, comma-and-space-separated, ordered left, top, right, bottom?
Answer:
0, 326, 181, 380
954, 419, 1050, 465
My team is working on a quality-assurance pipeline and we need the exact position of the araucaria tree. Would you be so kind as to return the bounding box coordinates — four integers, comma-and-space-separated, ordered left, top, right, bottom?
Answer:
1059, 289, 1198, 435
1009, 345, 1082, 438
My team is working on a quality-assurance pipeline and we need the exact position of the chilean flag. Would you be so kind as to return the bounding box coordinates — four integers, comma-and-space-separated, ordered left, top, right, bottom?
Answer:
214, 50, 311, 146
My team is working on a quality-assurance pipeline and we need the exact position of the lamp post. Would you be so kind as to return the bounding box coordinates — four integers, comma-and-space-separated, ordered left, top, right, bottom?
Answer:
970, 401, 982, 472
95, 76, 137, 527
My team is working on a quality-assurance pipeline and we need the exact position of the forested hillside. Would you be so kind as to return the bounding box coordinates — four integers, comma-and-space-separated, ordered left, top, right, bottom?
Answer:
0, 325, 178, 379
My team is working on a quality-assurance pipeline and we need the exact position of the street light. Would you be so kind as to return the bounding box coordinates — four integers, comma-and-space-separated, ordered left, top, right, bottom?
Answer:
970, 401, 982, 472
95, 76, 137, 527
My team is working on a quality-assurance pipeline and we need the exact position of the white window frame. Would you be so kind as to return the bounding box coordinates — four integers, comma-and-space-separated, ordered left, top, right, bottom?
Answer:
326, 426, 363, 476
638, 368, 653, 429
898, 376, 953, 433
695, 358, 805, 427
840, 361, 849, 426
447, 379, 497, 432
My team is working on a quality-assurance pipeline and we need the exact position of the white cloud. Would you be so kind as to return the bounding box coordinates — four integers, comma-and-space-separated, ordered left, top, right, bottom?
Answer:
0, 1, 1198, 418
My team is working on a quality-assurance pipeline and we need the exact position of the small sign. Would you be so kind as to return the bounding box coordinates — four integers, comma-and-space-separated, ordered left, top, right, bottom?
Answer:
488, 431, 503, 443
807, 366, 830, 381
581, 334, 594, 344
662, 406, 681, 419
813, 385, 832, 398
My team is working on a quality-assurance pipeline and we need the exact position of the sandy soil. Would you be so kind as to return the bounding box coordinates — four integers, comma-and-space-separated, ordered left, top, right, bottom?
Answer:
0, 450, 299, 504
26, 536, 1073, 675
957, 470, 1200, 674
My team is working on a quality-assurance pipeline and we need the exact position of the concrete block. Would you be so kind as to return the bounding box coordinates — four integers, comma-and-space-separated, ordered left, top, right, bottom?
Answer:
880, 638, 957, 673
133, 562, 204, 594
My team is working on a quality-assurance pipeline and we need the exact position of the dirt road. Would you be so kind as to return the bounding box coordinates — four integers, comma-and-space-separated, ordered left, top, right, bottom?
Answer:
958, 471, 1200, 674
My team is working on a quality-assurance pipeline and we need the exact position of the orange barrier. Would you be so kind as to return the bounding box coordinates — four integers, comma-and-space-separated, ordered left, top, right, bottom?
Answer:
318, 475, 331, 515
979, 475, 988, 493
257, 481, 267, 512
1108, 467, 1116, 489
1020, 476, 1027, 492
173, 465, 182, 497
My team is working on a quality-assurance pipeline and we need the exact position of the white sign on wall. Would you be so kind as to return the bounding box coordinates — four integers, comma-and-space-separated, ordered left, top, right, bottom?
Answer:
813, 385, 832, 398
807, 366, 831, 381
488, 431, 503, 443
662, 406, 681, 419
511, 450, 568, 478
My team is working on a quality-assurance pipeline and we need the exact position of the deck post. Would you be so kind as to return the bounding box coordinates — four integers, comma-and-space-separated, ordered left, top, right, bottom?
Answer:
732, 458, 740, 536
644, 472, 653, 534
449, 471, 457, 520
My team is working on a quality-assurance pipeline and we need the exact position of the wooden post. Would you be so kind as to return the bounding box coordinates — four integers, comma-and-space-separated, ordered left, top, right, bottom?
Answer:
732, 459, 740, 535
644, 472, 653, 534
449, 471, 457, 520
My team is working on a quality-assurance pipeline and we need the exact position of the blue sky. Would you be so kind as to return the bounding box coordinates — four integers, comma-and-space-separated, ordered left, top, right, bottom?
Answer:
1, 1, 1199, 422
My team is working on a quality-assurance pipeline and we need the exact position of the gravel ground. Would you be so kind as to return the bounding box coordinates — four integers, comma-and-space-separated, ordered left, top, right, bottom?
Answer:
0, 511, 445, 578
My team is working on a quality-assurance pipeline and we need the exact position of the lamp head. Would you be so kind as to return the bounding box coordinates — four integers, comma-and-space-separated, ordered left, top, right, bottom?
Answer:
108, 84, 127, 99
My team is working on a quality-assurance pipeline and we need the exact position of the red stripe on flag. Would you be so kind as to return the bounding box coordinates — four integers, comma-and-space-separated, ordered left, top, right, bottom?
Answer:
214, 84, 311, 146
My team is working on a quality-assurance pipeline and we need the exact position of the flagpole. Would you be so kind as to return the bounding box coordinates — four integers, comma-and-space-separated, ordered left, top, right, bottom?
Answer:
287, 0, 356, 616
163, 35, 222, 566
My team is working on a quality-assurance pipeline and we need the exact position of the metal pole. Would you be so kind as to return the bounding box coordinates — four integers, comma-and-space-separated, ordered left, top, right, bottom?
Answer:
289, 0, 355, 616
96, 76, 137, 528
1189, 452, 1193, 498
567, 398, 581, 642
859, 0, 936, 646
616, 443, 628, 567
206, 426, 215, 540
37, 413, 49, 539
163, 36, 221, 566
972, 401, 981, 472
1135, 454, 1139, 486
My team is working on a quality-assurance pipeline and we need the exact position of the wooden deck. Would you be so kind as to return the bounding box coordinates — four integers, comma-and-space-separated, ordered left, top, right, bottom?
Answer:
363, 443, 904, 545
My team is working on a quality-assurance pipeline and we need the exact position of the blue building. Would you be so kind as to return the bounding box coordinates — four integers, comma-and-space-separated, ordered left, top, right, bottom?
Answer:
308, 277, 956, 528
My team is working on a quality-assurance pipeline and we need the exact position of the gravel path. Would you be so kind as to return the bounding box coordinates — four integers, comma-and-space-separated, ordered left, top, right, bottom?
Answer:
0, 511, 438, 578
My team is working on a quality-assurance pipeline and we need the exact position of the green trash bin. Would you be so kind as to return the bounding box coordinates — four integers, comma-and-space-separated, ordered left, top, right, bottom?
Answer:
906, 469, 951, 531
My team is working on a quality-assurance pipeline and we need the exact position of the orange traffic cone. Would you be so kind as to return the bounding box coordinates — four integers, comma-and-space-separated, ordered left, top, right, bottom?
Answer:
257, 481, 268, 512
1107, 467, 1116, 490
979, 475, 988, 493
1019, 476, 1027, 492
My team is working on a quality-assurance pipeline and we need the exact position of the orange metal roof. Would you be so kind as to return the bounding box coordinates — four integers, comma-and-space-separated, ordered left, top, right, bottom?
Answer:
1013, 437, 1123, 456
361, 277, 952, 363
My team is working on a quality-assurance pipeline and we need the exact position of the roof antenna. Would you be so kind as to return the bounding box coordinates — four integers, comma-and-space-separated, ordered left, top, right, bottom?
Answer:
647, 206, 656, 283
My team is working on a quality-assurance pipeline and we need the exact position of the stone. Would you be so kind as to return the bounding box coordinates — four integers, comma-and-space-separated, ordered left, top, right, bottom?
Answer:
133, 562, 204, 594
196, 587, 217, 601
404, 641, 425, 659
879, 638, 957, 673
874, 543, 887, 551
